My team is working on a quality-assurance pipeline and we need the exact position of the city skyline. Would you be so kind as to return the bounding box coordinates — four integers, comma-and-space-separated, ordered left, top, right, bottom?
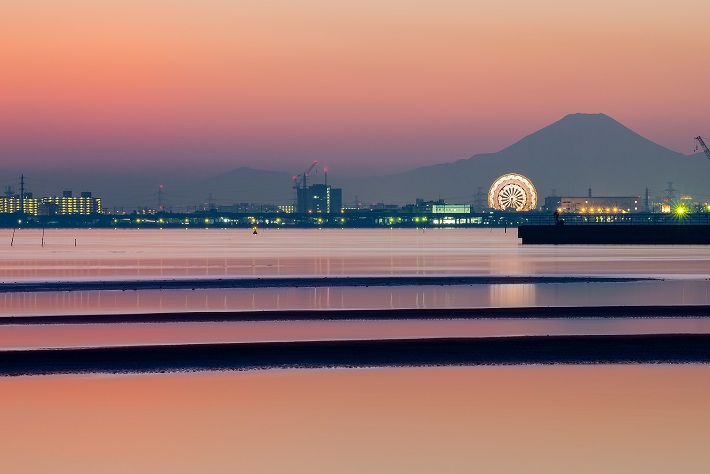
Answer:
1, 1, 709, 176
3, 3, 710, 471
1, 112, 709, 210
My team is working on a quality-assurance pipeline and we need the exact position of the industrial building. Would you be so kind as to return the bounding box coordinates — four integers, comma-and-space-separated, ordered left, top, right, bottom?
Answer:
296, 184, 342, 214
291, 161, 343, 214
543, 195, 643, 213
402, 199, 471, 214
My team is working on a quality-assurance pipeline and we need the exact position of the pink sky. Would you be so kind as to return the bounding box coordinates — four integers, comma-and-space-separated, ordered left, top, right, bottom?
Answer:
1, 0, 708, 175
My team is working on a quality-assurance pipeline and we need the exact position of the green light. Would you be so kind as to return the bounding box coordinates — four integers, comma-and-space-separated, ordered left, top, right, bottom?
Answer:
675, 206, 687, 216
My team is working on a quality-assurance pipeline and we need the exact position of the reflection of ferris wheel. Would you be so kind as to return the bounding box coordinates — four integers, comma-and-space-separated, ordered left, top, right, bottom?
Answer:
488, 173, 537, 211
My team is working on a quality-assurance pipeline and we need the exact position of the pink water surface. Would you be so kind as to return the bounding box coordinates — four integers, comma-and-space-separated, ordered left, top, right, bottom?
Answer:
1, 366, 709, 473
2, 318, 710, 350
1, 228, 709, 281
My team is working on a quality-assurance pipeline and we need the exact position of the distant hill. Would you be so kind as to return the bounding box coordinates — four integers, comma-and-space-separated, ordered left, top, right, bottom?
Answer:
202, 167, 295, 206
4, 113, 706, 209
191, 113, 710, 209
339, 113, 708, 206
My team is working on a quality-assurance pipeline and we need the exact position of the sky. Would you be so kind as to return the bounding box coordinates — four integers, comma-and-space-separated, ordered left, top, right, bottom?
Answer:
1, 0, 709, 176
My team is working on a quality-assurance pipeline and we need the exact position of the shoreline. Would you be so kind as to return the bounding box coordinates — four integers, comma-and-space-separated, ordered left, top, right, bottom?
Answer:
2, 334, 710, 376
3, 304, 710, 325
0, 275, 656, 293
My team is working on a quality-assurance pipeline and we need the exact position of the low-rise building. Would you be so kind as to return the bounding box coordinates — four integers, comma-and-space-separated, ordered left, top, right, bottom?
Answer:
544, 195, 642, 213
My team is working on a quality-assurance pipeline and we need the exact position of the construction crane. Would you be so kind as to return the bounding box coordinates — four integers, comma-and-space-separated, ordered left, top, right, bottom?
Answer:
695, 136, 710, 161
292, 160, 318, 190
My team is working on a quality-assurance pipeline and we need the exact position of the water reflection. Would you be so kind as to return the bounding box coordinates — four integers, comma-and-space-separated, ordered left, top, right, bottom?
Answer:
3, 228, 710, 282
3, 318, 710, 350
1, 366, 708, 473
1, 280, 709, 317
489, 284, 536, 307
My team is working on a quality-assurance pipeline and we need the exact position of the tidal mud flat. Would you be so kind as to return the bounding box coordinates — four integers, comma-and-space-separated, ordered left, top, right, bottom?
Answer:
3, 304, 710, 325
2, 229, 710, 376
3, 334, 710, 376
0, 275, 653, 293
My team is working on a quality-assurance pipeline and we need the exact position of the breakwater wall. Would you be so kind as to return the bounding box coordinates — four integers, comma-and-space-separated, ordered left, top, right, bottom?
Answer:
519, 224, 710, 245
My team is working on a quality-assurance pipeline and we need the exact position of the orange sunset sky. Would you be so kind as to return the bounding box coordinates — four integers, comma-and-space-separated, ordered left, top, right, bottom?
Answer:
1, 0, 709, 174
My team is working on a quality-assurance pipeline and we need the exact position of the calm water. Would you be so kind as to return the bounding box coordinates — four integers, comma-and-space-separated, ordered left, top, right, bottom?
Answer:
2, 227, 710, 280
2, 367, 710, 473
2, 228, 709, 472
2, 228, 710, 344
2, 227, 710, 316
2, 279, 710, 317
3, 318, 710, 350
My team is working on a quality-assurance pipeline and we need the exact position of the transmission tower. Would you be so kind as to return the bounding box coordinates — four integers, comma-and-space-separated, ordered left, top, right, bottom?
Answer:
665, 182, 677, 202
473, 187, 486, 211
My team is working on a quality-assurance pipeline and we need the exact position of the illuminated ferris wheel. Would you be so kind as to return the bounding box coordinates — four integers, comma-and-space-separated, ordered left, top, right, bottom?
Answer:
488, 173, 538, 211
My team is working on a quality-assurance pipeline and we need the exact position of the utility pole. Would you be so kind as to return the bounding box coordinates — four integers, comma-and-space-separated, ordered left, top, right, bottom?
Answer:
158, 185, 164, 212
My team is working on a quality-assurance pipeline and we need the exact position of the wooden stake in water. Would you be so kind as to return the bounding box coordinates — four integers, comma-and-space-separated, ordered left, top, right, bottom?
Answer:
11, 228, 15, 247
42, 228, 45, 247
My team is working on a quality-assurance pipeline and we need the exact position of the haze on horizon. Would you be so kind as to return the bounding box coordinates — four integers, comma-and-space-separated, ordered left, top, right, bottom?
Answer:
1, 0, 709, 177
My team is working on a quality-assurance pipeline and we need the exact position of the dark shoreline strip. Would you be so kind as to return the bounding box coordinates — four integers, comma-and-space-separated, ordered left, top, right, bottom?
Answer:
3, 305, 710, 325
0, 275, 654, 294
2, 334, 710, 376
